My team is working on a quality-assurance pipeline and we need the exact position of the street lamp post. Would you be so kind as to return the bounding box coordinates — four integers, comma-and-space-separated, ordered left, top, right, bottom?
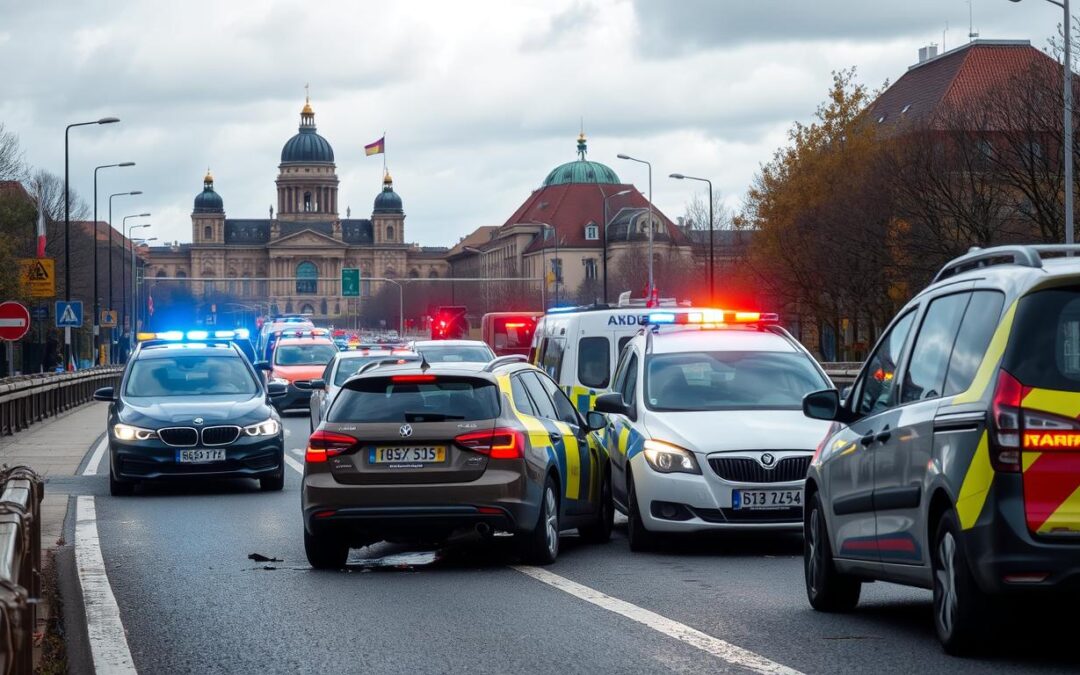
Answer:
670, 173, 715, 304
123, 218, 150, 352
63, 116, 119, 367
1010, 0, 1073, 244
617, 154, 654, 299
93, 163, 134, 363
535, 223, 559, 307
108, 193, 142, 362
601, 188, 633, 304
131, 237, 157, 345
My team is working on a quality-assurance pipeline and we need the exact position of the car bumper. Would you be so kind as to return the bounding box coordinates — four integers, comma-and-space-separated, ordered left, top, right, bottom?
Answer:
302, 466, 540, 539
111, 436, 284, 481
632, 454, 805, 533
272, 384, 312, 411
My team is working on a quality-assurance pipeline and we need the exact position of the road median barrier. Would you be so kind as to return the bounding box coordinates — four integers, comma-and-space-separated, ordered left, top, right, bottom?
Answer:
0, 465, 43, 674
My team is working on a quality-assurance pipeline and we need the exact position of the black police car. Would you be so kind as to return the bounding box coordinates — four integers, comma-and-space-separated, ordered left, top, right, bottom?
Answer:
93, 339, 288, 495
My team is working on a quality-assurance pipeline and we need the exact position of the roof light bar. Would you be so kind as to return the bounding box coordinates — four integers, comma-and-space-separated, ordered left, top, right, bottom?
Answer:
642, 309, 779, 327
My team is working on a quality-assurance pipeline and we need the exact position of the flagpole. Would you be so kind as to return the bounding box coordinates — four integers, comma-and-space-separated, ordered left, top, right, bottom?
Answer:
383, 131, 387, 173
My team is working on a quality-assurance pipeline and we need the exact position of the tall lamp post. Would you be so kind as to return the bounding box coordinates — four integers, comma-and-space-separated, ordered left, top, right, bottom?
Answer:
601, 188, 633, 304
93, 163, 135, 363
617, 154, 654, 299
1010, 0, 1073, 244
123, 218, 150, 351
670, 173, 715, 304
108, 193, 142, 362
64, 116, 120, 366
131, 237, 157, 345
535, 223, 559, 307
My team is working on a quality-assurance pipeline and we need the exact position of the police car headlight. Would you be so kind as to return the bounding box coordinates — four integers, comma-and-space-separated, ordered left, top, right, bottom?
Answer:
243, 419, 281, 437
643, 439, 701, 475
113, 424, 157, 441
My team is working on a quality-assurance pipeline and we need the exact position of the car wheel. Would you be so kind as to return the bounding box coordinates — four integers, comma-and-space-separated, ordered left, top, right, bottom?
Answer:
260, 459, 285, 492
519, 476, 560, 565
304, 529, 349, 569
626, 469, 656, 552
804, 492, 860, 611
579, 469, 613, 543
109, 459, 135, 497
932, 509, 988, 655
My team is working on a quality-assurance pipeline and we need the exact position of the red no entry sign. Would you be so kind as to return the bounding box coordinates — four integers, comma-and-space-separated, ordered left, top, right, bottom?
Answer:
0, 301, 31, 341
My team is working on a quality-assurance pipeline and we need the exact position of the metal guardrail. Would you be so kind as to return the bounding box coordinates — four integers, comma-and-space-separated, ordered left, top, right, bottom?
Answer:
0, 466, 42, 675
0, 367, 123, 436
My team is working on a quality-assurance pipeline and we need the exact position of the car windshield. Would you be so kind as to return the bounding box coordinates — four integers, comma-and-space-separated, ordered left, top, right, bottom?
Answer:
645, 351, 828, 411
333, 355, 416, 386
125, 355, 258, 397
328, 376, 500, 422
274, 343, 337, 366
417, 345, 494, 363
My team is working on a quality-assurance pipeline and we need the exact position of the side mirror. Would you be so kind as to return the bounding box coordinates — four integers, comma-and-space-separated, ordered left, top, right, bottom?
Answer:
309, 378, 326, 390
594, 392, 629, 416
254, 360, 273, 372
584, 411, 606, 431
93, 386, 116, 402
267, 382, 288, 398
803, 389, 841, 421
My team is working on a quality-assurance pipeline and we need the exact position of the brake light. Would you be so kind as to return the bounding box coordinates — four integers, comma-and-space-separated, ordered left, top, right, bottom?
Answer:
305, 430, 357, 463
991, 369, 1027, 472
391, 374, 436, 383
455, 428, 525, 459
504, 322, 526, 329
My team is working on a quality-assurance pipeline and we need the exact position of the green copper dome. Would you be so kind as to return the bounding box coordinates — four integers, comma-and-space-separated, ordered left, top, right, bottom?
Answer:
542, 133, 620, 186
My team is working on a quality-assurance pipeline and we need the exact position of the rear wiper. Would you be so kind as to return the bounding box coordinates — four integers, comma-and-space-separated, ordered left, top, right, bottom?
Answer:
403, 411, 465, 422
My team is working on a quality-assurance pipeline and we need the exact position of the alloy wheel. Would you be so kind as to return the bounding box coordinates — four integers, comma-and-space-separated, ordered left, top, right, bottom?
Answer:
807, 507, 823, 596
545, 486, 559, 557
935, 531, 959, 637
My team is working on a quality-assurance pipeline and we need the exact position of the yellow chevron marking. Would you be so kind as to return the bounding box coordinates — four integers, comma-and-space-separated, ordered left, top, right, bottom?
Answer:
555, 421, 581, 500
1038, 483, 1080, 535
618, 425, 631, 456
956, 432, 994, 530
1022, 388, 1080, 421
1022, 451, 1042, 473
953, 300, 1018, 405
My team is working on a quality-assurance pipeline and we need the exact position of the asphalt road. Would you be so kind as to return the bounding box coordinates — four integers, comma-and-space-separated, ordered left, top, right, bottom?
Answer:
54, 413, 1080, 674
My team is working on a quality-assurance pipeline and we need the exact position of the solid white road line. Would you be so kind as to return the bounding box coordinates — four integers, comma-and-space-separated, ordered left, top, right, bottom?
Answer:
83, 436, 109, 476
284, 450, 304, 475
76, 495, 138, 675
511, 566, 803, 675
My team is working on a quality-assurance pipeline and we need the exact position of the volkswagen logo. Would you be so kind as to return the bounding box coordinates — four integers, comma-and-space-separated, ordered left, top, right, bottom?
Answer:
193, 417, 204, 425
760, 453, 776, 467
399, 424, 413, 438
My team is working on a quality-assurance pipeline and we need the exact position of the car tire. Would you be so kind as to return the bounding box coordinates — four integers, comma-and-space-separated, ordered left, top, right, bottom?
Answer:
109, 460, 135, 497
804, 491, 861, 612
519, 476, 560, 565
932, 509, 989, 655
579, 469, 613, 543
626, 469, 657, 552
260, 459, 285, 492
304, 529, 349, 569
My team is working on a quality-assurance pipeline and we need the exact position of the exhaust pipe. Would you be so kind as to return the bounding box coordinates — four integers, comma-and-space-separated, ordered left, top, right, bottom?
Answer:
475, 523, 491, 537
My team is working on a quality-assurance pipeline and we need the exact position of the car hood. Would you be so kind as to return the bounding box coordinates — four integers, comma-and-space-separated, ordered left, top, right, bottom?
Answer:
120, 395, 270, 426
643, 409, 832, 454
272, 365, 326, 381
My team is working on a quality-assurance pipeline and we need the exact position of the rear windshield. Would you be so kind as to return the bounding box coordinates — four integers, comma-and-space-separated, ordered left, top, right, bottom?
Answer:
333, 355, 417, 386
274, 343, 337, 366
328, 376, 500, 422
493, 318, 535, 350
1005, 286, 1080, 391
644, 351, 828, 411
417, 345, 494, 363
126, 355, 258, 397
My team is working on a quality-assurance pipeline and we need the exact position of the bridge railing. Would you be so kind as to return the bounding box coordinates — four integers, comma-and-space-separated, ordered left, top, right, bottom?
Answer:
0, 466, 42, 674
0, 367, 123, 436
821, 362, 861, 388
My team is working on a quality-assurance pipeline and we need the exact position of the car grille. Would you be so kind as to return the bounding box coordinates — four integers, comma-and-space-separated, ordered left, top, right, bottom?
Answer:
691, 507, 804, 523
158, 427, 199, 447
709, 455, 811, 483
201, 426, 241, 446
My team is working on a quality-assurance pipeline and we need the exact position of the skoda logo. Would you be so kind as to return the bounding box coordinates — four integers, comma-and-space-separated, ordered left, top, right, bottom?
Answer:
193, 417, 204, 425
399, 424, 413, 438
760, 453, 776, 467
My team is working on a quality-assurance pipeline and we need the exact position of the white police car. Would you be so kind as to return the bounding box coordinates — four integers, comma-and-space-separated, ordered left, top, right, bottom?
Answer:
592, 309, 834, 550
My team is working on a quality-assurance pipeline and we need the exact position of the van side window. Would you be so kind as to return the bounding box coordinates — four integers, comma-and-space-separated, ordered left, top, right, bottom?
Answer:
511, 375, 537, 416
943, 291, 1006, 396
539, 338, 565, 381
577, 337, 610, 389
857, 311, 916, 416
901, 293, 969, 403
618, 336, 633, 354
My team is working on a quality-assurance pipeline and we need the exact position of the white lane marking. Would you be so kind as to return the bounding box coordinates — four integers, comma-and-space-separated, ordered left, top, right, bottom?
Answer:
83, 436, 109, 476
289, 447, 304, 457
511, 566, 802, 675
284, 452, 304, 475
76, 495, 138, 674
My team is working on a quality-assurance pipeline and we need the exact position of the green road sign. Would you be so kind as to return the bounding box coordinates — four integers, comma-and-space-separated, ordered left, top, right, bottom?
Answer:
342, 268, 360, 297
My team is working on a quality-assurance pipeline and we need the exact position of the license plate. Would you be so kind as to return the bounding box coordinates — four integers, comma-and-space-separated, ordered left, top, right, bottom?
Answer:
733, 489, 803, 510
369, 446, 446, 464
176, 449, 226, 463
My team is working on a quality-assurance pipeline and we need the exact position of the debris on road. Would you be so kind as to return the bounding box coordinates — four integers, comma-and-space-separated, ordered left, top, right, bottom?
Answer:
248, 553, 283, 563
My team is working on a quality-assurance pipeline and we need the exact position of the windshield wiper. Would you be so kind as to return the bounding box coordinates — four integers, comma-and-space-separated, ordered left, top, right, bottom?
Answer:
403, 411, 465, 422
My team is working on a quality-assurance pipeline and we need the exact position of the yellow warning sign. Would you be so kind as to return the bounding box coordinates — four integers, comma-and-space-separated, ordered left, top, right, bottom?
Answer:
100, 310, 117, 328
19, 258, 55, 298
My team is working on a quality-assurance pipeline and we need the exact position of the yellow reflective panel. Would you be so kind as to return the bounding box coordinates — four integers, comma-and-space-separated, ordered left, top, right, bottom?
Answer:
956, 432, 994, 530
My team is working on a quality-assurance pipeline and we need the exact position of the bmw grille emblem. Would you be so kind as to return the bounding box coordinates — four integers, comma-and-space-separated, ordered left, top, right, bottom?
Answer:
760, 453, 775, 467
193, 417, 204, 425
399, 424, 413, 438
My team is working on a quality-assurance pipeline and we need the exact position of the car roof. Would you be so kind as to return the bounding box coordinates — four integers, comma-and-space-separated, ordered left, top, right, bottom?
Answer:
411, 339, 488, 346
644, 328, 799, 354
336, 349, 412, 359
277, 336, 334, 345
135, 342, 243, 358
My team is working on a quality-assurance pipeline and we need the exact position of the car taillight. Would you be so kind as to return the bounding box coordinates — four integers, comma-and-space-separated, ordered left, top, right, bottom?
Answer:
306, 430, 357, 463
455, 427, 525, 459
991, 369, 1026, 472
391, 374, 436, 383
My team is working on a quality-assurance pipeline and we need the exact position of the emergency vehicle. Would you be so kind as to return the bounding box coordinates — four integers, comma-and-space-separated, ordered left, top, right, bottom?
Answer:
481, 312, 542, 357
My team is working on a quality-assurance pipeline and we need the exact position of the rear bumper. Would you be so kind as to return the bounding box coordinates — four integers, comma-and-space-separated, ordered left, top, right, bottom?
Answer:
272, 385, 311, 411
111, 437, 284, 481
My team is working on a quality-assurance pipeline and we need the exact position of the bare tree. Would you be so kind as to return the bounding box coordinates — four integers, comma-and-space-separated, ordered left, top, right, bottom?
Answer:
0, 123, 26, 182
681, 191, 729, 231
27, 169, 90, 221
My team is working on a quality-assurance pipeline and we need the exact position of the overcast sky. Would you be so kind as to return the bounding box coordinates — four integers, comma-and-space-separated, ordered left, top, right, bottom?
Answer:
0, 0, 1067, 246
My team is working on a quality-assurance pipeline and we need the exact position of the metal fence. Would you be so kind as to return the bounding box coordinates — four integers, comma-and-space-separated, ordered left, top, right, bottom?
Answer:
821, 362, 862, 388
0, 466, 42, 675
0, 368, 123, 436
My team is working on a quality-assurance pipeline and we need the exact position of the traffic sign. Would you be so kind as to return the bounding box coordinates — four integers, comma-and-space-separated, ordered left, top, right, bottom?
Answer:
342, 268, 360, 297
31, 305, 48, 321
56, 301, 83, 328
0, 302, 30, 341
100, 310, 117, 328
19, 258, 55, 298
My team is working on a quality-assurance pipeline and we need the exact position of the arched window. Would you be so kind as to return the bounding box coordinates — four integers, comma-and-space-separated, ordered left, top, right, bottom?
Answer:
296, 261, 318, 294
386, 225, 394, 241
204, 225, 213, 240
408, 269, 419, 279
320, 298, 328, 315
300, 303, 315, 315
155, 270, 167, 278
304, 192, 313, 212
428, 270, 439, 279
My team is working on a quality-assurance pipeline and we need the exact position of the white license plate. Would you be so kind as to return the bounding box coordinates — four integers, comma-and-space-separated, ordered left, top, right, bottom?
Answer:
733, 489, 803, 510
176, 449, 226, 463
369, 446, 446, 464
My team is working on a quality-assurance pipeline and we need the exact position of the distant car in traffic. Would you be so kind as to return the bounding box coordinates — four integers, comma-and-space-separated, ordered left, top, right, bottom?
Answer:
297, 348, 420, 431
93, 337, 287, 495
301, 357, 613, 568
261, 329, 338, 413
410, 339, 494, 364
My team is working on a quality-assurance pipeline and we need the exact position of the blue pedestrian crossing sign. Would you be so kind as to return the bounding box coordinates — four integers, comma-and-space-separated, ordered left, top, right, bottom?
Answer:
55, 301, 83, 328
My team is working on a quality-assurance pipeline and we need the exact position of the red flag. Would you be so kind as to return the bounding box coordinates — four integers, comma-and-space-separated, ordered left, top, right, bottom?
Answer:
35, 199, 46, 258
147, 287, 154, 317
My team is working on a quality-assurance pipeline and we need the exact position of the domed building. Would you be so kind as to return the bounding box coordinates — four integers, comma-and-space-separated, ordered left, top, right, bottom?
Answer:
145, 95, 448, 323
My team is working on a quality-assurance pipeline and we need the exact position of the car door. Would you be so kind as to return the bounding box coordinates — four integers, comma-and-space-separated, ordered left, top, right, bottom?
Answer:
538, 371, 599, 515
605, 348, 640, 510
517, 371, 583, 512
824, 309, 917, 563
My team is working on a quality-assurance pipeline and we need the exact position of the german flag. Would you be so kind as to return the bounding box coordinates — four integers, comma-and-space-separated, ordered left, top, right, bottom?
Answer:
365, 136, 385, 156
